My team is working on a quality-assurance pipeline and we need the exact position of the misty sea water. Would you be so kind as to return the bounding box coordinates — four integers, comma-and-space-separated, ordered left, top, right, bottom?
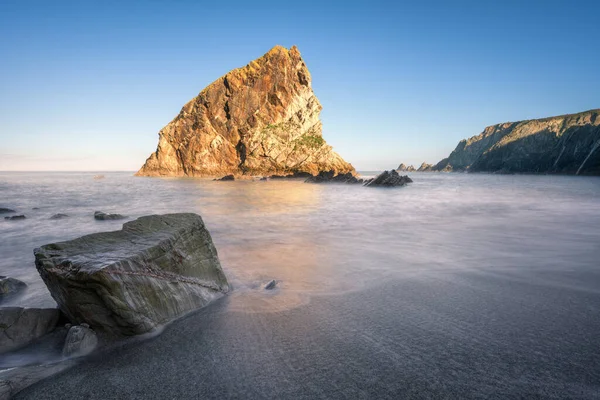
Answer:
2, 171, 600, 399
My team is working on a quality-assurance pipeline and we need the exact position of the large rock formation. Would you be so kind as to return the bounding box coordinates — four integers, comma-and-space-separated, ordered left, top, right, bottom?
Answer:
137, 45, 355, 177
34, 213, 230, 336
433, 109, 600, 174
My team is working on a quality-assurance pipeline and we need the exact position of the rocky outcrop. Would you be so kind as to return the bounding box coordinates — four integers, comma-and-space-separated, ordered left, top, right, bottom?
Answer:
397, 163, 416, 172
0, 276, 27, 302
364, 170, 413, 187
0, 307, 60, 353
136, 45, 355, 178
94, 211, 126, 220
304, 170, 363, 184
433, 109, 600, 174
0, 208, 15, 214
34, 213, 230, 336
417, 162, 434, 172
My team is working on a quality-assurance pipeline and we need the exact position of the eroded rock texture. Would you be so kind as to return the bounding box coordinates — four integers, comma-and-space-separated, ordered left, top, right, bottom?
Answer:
433, 109, 600, 174
0, 307, 60, 353
136, 45, 355, 177
35, 213, 230, 336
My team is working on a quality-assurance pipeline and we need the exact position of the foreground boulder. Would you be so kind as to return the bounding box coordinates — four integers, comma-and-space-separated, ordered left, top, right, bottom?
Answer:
364, 170, 413, 187
94, 211, 126, 220
35, 213, 230, 336
0, 276, 27, 302
0, 307, 60, 353
305, 170, 363, 184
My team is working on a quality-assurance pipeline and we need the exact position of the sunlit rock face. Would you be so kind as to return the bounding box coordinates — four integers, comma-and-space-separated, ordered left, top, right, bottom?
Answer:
136, 45, 355, 177
433, 109, 600, 174
34, 214, 230, 336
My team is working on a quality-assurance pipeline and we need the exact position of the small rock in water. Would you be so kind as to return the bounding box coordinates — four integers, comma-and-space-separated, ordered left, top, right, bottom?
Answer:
363, 170, 413, 187
62, 325, 98, 358
4, 215, 26, 220
94, 211, 126, 220
214, 174, 235, 181
0, 276, 27, 301
93, 175, 105, 180
0, 208, 15, 214
32, 207, 40, 210
50, 213, 69, 220
264, 280, 278, 290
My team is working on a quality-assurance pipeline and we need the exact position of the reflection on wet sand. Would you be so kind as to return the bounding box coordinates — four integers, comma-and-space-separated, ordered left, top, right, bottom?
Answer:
194, 180, 360, 313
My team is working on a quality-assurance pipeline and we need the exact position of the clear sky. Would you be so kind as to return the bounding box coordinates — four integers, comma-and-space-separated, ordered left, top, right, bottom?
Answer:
1, 0, 598, 171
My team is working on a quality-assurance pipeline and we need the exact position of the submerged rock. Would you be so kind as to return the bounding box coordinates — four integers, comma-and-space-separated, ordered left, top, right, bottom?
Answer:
305, 170, 363, 184
264, 280, 278, 290
136, 45, 355, 178
0, 276, 27, 301
50, 213, 69, 220
62, 325, 98, 358
35, 213, 230, 336
94, 211, 126, 220
214, 174, 235, 181
0, 208, 15, 214
0, 307, 60, 353
4, 215, 26, 220
0, 361, 75, 399
363, 170, 413, 187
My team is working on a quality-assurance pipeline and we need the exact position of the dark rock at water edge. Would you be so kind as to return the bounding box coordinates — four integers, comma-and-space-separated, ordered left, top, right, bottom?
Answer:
364, 170, 413, 187
270, 171, 314, 179
50, 213, 69, 220
0, 208, 15, 214
0, 276, 27, 302
4, 215, 26, 220
62, 325, 98, 358
305, 170, 363, 184
35, 213, 230, 336
0, 307, 60, 354
94, 211, 126, 220
214, 174, 235, 181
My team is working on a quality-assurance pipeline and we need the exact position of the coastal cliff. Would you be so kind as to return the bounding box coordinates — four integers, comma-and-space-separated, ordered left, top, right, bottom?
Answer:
433, 109, 600, 174
136, 46, 355, 177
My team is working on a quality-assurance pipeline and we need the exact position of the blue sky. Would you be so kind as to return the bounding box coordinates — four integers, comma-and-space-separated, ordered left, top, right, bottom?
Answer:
0, 0, 598, 171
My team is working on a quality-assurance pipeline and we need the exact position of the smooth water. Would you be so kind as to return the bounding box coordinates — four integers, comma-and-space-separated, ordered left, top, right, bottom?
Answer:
2, 172, 600, 398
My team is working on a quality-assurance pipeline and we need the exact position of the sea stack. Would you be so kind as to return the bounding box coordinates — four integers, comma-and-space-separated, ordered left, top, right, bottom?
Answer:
136, 45, 355, 177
